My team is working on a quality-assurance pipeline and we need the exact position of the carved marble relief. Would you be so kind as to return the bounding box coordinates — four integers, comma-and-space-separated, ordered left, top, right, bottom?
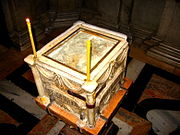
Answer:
35, 44, 127, 119
96, 54, 127, 109
36, 64, 87, 117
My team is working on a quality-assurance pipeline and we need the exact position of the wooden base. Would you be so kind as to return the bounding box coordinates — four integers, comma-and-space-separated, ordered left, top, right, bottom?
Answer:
35, 78, 132, 135
59, 121, 119, 135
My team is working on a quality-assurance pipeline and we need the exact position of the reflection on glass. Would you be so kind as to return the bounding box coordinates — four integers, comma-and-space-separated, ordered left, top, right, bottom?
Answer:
45, 29, 119, 73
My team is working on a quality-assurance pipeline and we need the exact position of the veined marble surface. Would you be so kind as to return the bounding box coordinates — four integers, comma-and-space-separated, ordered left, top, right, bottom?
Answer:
46, 30, 118, 73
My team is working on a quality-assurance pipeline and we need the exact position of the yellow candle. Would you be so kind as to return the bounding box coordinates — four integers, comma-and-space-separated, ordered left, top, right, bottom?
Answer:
86, 40, 91, 81
26, 18, 37, 58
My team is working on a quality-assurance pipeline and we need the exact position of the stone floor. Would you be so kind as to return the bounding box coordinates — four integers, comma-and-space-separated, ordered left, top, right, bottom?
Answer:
0, 28, 179, 134
0, 58, 149, 135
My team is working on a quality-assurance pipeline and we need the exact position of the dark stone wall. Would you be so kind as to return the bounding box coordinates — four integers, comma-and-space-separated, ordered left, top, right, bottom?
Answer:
80, 0, 180, 67
131, 0, 165, 31
0, 0, 49, 50
1, 0, 179, 61
162, 2, 180, 48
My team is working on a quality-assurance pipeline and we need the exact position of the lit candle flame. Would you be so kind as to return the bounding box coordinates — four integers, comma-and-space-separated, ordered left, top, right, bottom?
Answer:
26, 18, 30, 23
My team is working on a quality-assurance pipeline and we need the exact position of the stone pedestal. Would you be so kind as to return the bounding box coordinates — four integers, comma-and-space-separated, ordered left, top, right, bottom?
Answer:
24, 21, 129, 128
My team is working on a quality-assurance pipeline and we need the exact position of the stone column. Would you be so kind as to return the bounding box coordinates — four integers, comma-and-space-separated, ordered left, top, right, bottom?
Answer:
96, 0, 121, 30
86, 92, 96, 127
49, 0, 81, 28
130, 0, 165, 44
155, 0, 177, 41
118, 0, 134, 44
79, 0, 99, 24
